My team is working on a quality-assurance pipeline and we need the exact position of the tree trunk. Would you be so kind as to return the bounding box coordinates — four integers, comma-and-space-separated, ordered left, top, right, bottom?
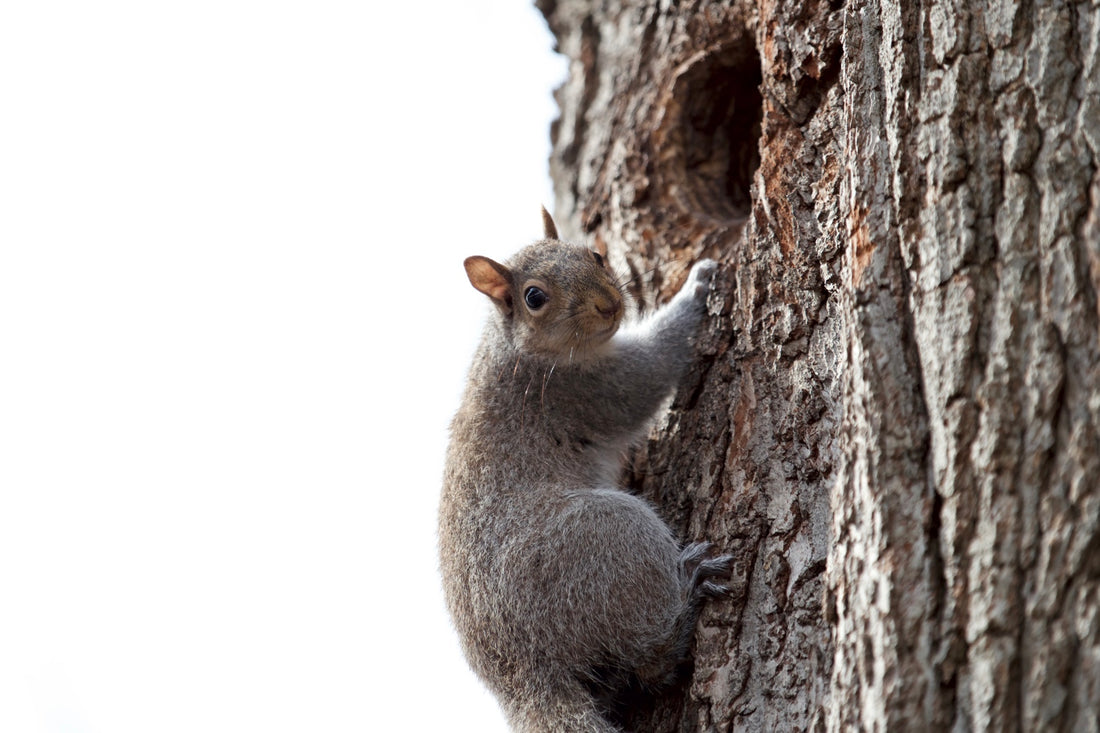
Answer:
537, 0, 1100, 730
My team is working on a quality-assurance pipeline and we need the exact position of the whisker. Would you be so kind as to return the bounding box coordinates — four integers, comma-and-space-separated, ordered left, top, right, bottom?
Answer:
617, 265, 659, 290
521, 376, 534, 429
541, 362, 556, 407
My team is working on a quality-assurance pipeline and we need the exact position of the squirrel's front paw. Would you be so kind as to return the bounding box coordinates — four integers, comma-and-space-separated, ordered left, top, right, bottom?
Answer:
687, 259, 717, 297
663, 258, 718, 330
674, 258, 717, 310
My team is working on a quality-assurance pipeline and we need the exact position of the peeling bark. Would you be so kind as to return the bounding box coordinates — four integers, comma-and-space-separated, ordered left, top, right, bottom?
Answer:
538, 0, 1100, 730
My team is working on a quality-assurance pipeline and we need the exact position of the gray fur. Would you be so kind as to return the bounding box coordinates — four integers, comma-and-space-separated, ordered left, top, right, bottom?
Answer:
440, 232, 730, 732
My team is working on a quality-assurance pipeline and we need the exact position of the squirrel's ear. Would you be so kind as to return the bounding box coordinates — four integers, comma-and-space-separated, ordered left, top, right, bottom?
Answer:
592, 235, 608, 259
464, 256, 513, 312
541, 206, 559, 240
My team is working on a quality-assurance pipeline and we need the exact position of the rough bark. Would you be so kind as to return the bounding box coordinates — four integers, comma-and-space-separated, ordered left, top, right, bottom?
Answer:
537, 0, 1100, 730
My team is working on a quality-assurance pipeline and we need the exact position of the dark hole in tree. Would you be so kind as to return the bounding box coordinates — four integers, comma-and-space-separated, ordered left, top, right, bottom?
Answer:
674, 42, 763, 220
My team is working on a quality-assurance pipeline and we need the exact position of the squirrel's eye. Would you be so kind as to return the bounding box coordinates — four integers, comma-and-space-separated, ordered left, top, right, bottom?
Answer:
591, 251, 605, 267
524, 286, 548, 310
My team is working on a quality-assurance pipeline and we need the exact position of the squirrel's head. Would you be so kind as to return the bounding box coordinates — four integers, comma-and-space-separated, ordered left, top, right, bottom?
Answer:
464, 208, 625, 361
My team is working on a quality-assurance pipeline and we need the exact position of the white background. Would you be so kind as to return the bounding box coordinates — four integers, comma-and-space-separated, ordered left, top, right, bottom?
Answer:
0, 2, 565, 730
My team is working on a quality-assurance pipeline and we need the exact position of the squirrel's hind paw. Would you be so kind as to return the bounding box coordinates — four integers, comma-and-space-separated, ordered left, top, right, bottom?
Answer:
678, 541, 713, 567
697, 579, 731, 598
695, 553, 733, 585
679, 543, 733, 597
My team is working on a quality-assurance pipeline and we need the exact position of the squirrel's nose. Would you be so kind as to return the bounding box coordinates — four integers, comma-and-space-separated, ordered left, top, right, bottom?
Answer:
595, 298, 621, 319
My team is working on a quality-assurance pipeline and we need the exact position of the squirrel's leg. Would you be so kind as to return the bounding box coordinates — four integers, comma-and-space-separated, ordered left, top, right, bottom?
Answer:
503, 675, 621, 733
634, 542, 733, 690
599, 259, 717, 432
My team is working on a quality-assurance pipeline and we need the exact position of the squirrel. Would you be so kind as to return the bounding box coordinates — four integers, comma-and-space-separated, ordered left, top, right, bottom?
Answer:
439, 208, 732, 733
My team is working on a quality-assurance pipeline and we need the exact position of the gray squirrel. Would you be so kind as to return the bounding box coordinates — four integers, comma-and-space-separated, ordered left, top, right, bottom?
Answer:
439, 209, 732, 732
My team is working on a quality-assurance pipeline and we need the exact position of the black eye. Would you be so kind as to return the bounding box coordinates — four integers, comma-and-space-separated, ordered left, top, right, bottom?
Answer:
524, 286, 548, 310
591, 251, 605, 267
